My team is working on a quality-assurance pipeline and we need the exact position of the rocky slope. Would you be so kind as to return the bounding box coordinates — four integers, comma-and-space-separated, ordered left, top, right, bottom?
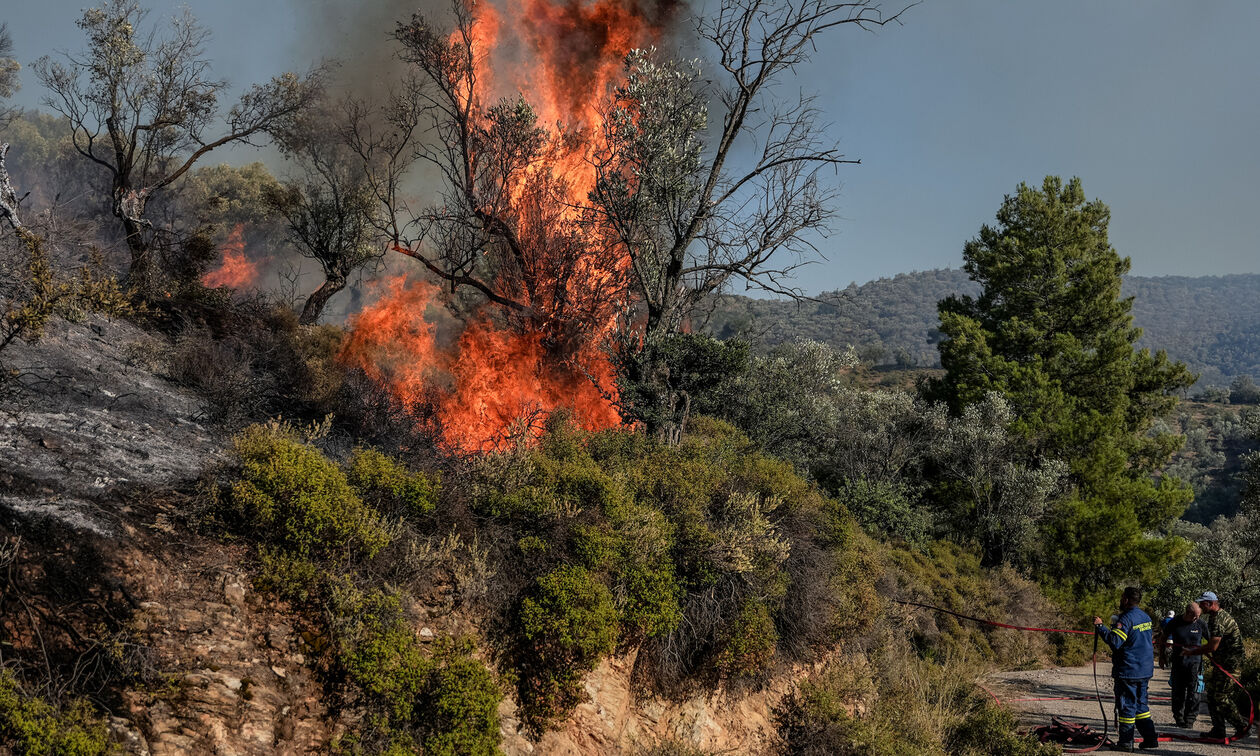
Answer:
0, 316, 814, 755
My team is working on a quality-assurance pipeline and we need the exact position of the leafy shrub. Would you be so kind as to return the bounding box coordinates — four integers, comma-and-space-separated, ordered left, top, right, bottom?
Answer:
227, 428, 500, 753
715, 599, 778, 680
230, 422, 391, 559
470, 415, 865, 715
0, 668, 112, 756
777, 645, 1054, 756
517, 565, 619, 727
418, 638, 502, 756
946, 697, 1059, 756
347, 447, 439, 517
885, 542, 1071, 667
614, 332, 750, 439
255, 546, 324, 604
332, 585, 431, 726
572, 500, 681, 641
478, 444, 628, 521
837, 479, 931, 548
519, 565, 620, 668
161, 299, 346, 424
1, 229, 130, 369
775, 657, 917, 756
618, 561, 682, 640
327, 583, 502, 754
1230, 374, 1260, 405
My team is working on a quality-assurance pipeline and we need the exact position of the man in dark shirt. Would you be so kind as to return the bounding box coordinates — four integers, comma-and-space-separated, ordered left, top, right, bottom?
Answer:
1181, 590, 1247, 739
1159, 602, 1206, 728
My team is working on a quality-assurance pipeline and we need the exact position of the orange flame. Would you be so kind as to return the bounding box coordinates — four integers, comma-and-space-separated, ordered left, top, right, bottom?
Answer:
202, 225, 259, 289
346, 0, 678, 451
341, 277, 621, 451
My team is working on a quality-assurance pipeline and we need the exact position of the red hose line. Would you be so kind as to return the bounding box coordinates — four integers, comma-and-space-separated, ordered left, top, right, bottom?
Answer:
896, 599, 1255, 749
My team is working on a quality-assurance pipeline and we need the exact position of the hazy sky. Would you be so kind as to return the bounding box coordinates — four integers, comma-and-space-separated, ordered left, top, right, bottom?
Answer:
5, 1, 1258, 292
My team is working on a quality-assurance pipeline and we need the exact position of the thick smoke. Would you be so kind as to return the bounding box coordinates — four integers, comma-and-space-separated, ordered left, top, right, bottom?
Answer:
291, 0, 687, 100
287, 0, 443, 98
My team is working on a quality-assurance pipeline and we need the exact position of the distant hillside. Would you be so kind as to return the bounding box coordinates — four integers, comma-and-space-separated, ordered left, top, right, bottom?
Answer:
706, 270, 1260, 387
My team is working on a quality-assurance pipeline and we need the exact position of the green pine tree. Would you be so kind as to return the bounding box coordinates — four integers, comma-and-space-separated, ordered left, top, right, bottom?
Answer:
929, 176, 1196, 602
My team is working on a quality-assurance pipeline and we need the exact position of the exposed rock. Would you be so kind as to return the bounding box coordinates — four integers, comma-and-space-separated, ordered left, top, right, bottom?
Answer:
223, 579, 247, 609
0, 316, 221, 506
109, 716, 151, 755
510, 650, 805, 755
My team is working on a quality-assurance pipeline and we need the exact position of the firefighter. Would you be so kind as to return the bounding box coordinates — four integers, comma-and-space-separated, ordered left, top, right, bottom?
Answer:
1094, 586, 1159, 751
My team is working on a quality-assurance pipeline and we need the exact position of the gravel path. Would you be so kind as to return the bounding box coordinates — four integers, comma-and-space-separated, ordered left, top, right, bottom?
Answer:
990, 661, 1255, 754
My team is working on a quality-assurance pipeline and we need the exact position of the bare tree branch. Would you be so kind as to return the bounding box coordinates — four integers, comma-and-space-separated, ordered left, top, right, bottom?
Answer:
589, 0, 912, 339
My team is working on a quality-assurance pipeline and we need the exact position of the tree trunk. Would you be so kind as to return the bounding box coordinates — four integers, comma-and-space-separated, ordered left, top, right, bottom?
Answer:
121, 211, 158, 298
300, 275, 346, 325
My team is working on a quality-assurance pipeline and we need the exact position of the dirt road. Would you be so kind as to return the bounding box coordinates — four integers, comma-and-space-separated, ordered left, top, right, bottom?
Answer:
989, 660, 1255, 754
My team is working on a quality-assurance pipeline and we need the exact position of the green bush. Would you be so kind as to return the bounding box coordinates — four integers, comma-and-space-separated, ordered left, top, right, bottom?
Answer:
230, 422, 391, 559
518, 565, 619, 727
573, 500, 681, 641
619, 562, 682, 639
777, 650, 1054, 756
885, 542, 1073, 667
837, 479, 931, 548
332, 586, 430, 726
418, 639, 502, 756
776, 676, 903, 756
947, 698, 1059, 756
329, 584, 502, 753
0, 669, 113, 756
255, 546, 323, 604
346, 448, 439, 517
520, 566, 619, 666
715, 600, 778, 680
471, 415, 864, 716
479, 447, 629, 521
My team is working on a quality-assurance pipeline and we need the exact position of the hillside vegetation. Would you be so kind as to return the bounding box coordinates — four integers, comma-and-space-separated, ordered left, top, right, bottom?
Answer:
706, 270, 1260, 386
4, 3, 1260, 754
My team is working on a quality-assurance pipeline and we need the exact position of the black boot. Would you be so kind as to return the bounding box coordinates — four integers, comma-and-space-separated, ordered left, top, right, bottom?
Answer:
1137, 718, 1159, 749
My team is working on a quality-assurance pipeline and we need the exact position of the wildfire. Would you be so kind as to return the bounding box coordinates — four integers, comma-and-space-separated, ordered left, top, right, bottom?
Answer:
343, 0, 678, 451
341, 277, 622, 450
202, 225, 259, 289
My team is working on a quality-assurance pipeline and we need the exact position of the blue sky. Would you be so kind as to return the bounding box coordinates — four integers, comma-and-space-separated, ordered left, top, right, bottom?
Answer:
5, 1, 1258, 292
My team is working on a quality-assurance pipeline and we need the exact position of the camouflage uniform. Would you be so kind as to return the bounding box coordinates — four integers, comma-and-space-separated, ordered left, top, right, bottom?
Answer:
1204, 609, 1248, 734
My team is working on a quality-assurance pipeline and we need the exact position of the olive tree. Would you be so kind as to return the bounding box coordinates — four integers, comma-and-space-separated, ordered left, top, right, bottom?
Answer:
32, 0, 323, 294
593, 2, 909, 438
932, 392, 1069, 568
267, 102, 385, 325
592, 1, 911, 337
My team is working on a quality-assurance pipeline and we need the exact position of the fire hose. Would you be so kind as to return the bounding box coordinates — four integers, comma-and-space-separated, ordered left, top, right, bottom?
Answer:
894, 600, 1255, 751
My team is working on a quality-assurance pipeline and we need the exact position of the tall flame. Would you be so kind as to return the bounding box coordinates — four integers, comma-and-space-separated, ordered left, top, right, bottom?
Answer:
202, 225, 260, 289
341, 276, 622, 449
344, 0, 678, 451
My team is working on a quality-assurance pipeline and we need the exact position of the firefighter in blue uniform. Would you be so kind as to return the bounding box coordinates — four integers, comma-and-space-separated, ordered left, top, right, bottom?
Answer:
1094, 586, 1159, 751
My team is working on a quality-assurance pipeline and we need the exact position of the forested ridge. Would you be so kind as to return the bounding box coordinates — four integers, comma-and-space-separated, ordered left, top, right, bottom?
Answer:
707, 269, 1260, 386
